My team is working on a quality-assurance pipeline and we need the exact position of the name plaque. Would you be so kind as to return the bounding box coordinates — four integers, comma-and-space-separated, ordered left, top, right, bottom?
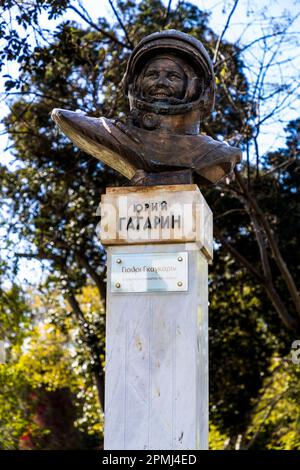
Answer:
111, 252, 188, 293
99, 185, 213, 261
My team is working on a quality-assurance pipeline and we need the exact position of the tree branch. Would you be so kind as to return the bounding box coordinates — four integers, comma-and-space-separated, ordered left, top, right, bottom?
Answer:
214, 223, 298, 331
16, 249, 106, 409
214, 224, 265, 284
162, 0, 172, 29
68, 4, 129, 49
66, 293, 105, 412
213, 0, 240, 63
75, 250, 106, 306
215, 29, 299, 69
245, 390, 287, 450
108, 0, 134, 48
235, 170, 300, 320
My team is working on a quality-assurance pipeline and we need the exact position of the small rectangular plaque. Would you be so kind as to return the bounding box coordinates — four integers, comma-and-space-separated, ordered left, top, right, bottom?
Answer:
111, 252, 188, 293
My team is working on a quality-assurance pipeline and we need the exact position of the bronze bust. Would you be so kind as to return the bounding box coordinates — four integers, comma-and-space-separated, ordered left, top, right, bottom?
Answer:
51, 30, 241, 186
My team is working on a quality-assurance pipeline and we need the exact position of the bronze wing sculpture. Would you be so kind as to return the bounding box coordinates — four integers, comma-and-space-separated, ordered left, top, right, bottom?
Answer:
51, 30, 241, 186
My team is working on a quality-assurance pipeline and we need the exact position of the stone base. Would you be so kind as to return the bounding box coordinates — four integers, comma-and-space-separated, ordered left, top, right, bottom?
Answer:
104, 243, 208, 450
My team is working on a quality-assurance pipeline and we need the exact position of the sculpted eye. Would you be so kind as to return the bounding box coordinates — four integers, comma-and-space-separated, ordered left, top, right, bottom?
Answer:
168, 73, 181, 81
145, 71, 158, 78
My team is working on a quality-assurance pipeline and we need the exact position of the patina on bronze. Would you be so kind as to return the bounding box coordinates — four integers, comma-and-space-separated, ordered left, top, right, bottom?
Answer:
51, 30, 241, 186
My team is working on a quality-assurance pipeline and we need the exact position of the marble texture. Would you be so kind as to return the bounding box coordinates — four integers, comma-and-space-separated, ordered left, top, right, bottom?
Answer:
104, 243, 209, 450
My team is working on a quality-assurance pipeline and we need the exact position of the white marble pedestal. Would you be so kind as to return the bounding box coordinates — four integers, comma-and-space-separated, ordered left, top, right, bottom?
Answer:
99, 184, 212, 450
104, 243, 209, 450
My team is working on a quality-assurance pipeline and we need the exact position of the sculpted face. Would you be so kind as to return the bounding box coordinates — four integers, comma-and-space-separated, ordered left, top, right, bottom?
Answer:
140, 57, 187, 101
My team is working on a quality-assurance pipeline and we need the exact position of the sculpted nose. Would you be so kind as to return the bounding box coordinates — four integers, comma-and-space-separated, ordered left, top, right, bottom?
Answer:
157, 74, 168, 86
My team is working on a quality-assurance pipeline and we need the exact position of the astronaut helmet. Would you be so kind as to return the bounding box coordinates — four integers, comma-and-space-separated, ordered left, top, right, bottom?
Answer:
122, 30, 216, 131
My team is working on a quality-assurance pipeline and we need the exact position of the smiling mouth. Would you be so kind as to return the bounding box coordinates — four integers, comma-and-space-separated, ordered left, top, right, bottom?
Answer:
149, 89, 171, 98
153, 94, 169, 98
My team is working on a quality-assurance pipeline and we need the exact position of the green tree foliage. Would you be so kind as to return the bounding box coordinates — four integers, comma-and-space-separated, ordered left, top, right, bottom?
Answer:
0, 288, 104, 449
0, 0, 299, 449
0, 284, 31, 352
245, 359, 300, 450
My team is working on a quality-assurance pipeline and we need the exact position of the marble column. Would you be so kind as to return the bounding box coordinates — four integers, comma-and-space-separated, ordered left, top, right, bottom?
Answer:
104, 242, 209, 450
